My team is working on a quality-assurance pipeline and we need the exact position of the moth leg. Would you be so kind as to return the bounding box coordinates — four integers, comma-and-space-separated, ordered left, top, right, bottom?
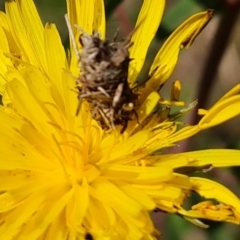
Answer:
109, 83, 124, 128
98, 107, 112, 129
112, 83, 124, 108
120, 119, 128, 134
64, 14, 81, 63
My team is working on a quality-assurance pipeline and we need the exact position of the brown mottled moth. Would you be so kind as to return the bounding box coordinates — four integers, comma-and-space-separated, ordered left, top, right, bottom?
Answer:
65, 15, 138, 133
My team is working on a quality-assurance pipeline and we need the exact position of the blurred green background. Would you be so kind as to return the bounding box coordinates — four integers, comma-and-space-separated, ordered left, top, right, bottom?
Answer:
1, 0, 240, 239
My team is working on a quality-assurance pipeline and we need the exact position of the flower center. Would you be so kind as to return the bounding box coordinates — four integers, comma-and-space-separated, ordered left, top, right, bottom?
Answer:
66, 163, 100, 186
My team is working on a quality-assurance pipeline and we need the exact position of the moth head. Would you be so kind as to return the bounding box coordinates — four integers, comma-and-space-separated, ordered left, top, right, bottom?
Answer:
122, 102, 134, 111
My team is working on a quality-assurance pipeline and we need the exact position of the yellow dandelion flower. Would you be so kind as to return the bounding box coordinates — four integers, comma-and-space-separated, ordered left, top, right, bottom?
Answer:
0, 0, 240, 239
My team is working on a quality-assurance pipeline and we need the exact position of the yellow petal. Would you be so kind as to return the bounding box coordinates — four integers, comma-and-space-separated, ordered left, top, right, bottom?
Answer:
179, 201, 240, 226
0, 23, 10, 65
102, 165, 173, 184
0, 25, 11, 94
155, 154, 189, 169
147, 9, 213, 90
191, 177, 240, 213
0, 191, 46, 239
5, 79, 56, 137
171, 80, 181, 101
0, 172, 67, 238
86, 196, 115, 231
199, 95, 240, 129
44, 23, 68, 113
115, 181, 156, 210
108, 130, 152, 163
128, 0, 165, 85
217, 83, 240, 103
0, 11, 9, 30
5, 1, 33, 64
16, 0, 47, 72
177, 149, 240, 168
44, 24, 66, 80
0, 11, 20, 58
92, 178, 142, 216
67, 0, 95, 35
0, 134, 55, 172
21, 187, 73, 239
167, 173, 192, 189
147, 184, 187, 207
93, 0, 106, 38
127, 91, 160, 134
41, 214, 68, 240
167, 125, 200, 144
66, 182, 89, 232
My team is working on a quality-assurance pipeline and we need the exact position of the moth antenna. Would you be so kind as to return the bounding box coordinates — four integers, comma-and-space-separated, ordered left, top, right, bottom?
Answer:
131, 65, 160, 90
124, 16, 147, 46
109, 108, 115, 129
74, 24, 85, 34
64, 14, 80, 62
113, 28, 120, 42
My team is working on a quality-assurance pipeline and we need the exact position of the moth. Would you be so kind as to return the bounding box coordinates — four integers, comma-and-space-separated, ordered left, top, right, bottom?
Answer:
65, 15, 138, 133
78, 30, 138, 132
